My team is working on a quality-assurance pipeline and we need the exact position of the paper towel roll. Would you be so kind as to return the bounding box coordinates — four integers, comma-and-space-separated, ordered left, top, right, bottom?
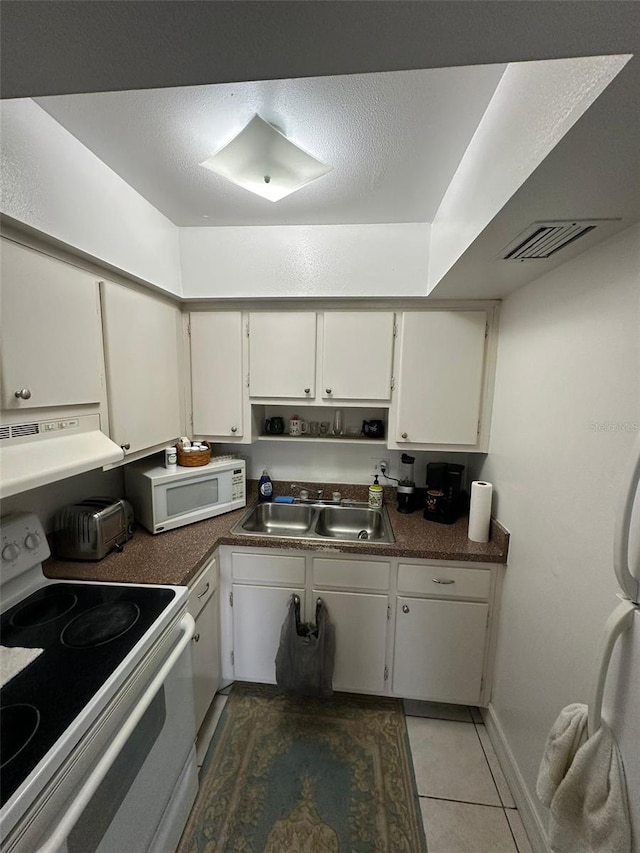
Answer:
468, 481, 493, 542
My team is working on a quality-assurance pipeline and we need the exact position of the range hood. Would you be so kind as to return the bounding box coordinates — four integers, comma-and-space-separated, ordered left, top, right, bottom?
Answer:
0, 414, 124, 499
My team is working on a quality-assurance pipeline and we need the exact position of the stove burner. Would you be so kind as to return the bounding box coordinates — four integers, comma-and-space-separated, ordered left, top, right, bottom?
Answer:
10, 590, 78, 628
61, 601, 141, 648
0, 704, 41, 768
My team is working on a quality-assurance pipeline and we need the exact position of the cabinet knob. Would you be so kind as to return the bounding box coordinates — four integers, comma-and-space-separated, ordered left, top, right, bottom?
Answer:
401, 432, 408, 440
192, 633, 200, 643
121, 443, 131, 451
14, 388, 32, 400
325, 388, 332, 395
304, 388, 311, 394
402, 604, 410, 614
231, 426, 238, 433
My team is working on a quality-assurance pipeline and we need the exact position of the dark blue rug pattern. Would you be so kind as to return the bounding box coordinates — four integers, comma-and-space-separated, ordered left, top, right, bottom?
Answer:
178, 683, 427, 852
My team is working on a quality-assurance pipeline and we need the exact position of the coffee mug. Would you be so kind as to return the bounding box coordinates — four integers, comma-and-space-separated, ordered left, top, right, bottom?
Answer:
309, 421, 319, 436
289, 417, 302, 436
265, 417, 284, 435
363, 419, 385, 439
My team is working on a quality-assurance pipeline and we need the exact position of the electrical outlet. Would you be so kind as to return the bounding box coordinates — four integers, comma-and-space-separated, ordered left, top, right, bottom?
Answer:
371, 458, 389, 477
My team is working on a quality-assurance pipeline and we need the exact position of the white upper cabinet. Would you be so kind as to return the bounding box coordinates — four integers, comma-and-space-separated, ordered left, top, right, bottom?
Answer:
100, 281, 182, 455
321, 312, 395, 401
392, 310, 490, 447
0, 240, 104, 411
190, 312, 245, 440
248, 312, 316, 399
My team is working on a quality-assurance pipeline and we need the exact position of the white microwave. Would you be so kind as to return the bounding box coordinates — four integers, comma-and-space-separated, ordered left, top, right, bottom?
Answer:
124, 457, 246, 533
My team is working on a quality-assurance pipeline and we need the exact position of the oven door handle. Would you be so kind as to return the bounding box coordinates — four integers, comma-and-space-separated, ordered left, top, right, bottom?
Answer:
35, 612, 196, 853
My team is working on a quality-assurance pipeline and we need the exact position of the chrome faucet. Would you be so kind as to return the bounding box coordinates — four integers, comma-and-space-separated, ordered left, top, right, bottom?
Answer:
290, 485, 323, 502
290, 484, 310, 500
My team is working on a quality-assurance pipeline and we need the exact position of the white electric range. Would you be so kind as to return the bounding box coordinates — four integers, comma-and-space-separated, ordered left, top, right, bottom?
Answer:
0, 512, 198, 853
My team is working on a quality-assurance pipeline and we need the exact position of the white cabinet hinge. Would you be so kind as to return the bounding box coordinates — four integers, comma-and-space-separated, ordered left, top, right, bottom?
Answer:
387, 605, 391, 620
485, 321, 489, 339
231, 650, 234, 665
384, 666, 389, 681
393, 323, 398, 338
189, 413, 194, 430
245, 320, 250, 337
229, 591, 233, 607
187, 321, 191, 337
246, 373, 250, 388
477, 419, 481, 436
391, 376, 396, 391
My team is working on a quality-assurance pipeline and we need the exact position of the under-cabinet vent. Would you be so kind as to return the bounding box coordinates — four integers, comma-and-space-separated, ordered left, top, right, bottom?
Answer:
1, 422, 41, 439
500, 221, 608, 261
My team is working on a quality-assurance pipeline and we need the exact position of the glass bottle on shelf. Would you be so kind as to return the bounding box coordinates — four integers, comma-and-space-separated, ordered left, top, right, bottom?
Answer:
332, 409, 343, 436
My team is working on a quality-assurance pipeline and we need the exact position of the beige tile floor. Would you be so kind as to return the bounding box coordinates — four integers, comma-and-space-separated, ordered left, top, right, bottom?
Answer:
406, 700, 534, 853
205, 689, 535, 852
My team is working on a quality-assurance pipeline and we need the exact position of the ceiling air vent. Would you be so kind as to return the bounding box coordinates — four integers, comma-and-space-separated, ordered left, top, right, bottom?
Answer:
500, 220, 606, 261
0, 426, 10, 441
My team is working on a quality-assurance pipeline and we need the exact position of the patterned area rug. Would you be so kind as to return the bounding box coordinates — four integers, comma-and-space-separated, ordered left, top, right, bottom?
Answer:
178, 683, 427, 852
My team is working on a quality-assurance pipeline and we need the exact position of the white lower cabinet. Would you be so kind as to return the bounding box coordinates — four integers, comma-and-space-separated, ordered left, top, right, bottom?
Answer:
393, 598, 489, 705
232, 584, 304, 683
187, 558, 220, 733
312, 589, 388, 694
219, 546, 501, 705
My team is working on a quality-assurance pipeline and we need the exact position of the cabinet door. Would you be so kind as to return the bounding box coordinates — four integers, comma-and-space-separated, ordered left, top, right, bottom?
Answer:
232, 584, 303, 683
101, 281, 182, 454
248, 312, 316, 398
322, 312, 394, 401
313, 589, 388, 694
393, 597, 488, 704
190, 588, 220, 732
190, 312, 243, 438
0, 240, 103, 410
395, 311, 487, 445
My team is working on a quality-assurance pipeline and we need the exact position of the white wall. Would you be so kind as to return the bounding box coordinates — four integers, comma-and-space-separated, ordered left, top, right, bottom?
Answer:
428, 54, 631, 292
476, 224, 640, 849
179, 223, 430, 298
214, 440, 470, 490
0, 99, 182, 295
0, 467, 125, 534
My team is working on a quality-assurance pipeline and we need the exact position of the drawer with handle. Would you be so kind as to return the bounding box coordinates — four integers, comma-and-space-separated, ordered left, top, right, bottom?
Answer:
397, 562, 491, 601
189, 556, 217, 619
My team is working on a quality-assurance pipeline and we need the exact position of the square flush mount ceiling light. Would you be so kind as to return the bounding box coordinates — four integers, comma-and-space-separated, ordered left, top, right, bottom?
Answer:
199, 115, 332, 202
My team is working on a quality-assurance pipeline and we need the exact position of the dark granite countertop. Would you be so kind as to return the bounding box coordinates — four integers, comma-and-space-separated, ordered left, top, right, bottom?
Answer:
44, 484, 509, 587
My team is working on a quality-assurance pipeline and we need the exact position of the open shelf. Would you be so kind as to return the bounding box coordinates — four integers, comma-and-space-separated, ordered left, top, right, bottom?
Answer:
256, 434, 387, 445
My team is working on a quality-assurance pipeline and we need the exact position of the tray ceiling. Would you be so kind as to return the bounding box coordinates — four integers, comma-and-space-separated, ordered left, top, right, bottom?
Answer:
35, 65, 505, 227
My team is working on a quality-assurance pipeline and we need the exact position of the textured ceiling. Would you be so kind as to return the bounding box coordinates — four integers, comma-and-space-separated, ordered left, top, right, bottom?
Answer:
35, 65, 505, 227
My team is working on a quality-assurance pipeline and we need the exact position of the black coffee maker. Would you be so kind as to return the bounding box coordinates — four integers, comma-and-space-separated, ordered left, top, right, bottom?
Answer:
424, 462, 465, 524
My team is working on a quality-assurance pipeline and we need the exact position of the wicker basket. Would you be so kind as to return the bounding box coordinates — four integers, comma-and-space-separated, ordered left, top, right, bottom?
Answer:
176, 442, 211, 467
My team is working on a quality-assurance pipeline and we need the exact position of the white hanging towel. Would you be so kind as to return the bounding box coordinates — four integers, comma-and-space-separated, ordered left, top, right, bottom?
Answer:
536, 703, 631, 853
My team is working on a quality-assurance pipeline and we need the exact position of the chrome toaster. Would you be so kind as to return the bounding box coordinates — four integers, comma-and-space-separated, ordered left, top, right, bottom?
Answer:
54, 497, 135, 561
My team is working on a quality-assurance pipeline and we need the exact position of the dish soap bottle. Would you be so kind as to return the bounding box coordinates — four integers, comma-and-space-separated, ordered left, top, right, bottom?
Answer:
368, 474, 383, 509
258, 469, 273, 503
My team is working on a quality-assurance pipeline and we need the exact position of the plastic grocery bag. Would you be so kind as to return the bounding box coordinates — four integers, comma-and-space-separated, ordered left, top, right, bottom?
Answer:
275, 594, 335, 697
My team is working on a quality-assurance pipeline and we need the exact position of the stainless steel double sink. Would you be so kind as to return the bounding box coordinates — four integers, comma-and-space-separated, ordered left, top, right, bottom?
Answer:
231, 501, 395, 544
